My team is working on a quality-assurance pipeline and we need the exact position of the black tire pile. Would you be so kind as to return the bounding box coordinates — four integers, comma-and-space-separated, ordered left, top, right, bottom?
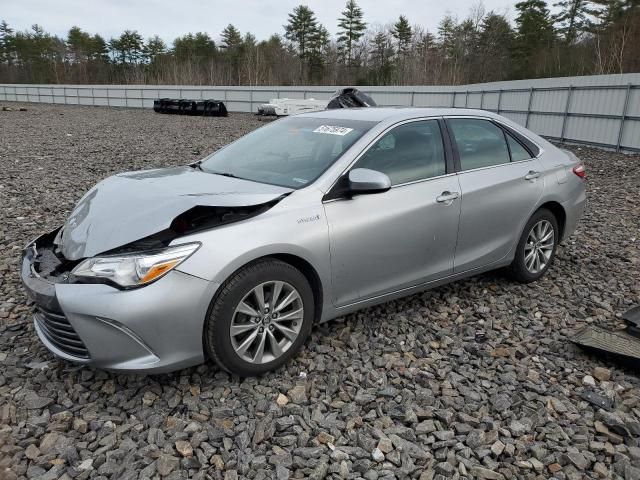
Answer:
153, 98, 228, 116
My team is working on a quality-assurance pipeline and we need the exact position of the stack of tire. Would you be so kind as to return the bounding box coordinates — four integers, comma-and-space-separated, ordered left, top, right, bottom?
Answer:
153, 98, 228, 117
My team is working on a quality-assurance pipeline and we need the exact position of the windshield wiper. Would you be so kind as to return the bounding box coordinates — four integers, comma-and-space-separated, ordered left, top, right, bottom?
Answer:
209, 171, 242, 179
190, 162, 246, 180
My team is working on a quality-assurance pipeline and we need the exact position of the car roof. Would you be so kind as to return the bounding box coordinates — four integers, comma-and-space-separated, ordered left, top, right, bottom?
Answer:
299, 107, 500, 123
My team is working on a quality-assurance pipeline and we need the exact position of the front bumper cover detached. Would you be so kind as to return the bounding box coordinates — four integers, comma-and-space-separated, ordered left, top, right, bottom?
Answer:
21, 230, 218, 373
573, 307, 640, 368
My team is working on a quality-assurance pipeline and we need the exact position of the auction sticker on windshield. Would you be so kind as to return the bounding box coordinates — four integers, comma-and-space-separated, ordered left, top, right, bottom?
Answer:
313, 125, 354, 136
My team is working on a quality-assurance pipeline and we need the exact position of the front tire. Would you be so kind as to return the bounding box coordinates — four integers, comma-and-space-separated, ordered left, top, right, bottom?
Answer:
508, 208, 559, 283
204, 259, 314, 376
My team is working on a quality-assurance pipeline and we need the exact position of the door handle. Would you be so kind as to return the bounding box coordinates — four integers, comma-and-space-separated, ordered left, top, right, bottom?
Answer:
436, 191, 460, 203
524, 170, 540, 181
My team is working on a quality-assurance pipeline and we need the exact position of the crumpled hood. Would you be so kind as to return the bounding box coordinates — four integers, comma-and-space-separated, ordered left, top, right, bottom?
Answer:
58, 166, 292, 260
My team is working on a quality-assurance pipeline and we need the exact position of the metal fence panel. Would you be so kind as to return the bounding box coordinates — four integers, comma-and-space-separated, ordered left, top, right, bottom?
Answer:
409, 92, 448, 107
1, 75, 639, 152
628, 89, 640, 117
306, 91, 333, 100
274, 90, 303, 99
94, 96, 109, 106
226, 90, 250, 101
501, 111, 528, 125
158, 89, 177, 98
453, 93, 466, 108
251, 91, 278, 102
531, 89, 568, 113
570, 88, 627, 115
528, 114, 564, 137
500, 90, 530, 111
482, 92, 499, 110
564, 116, 620, 146
621, 120, 640, 148
225, 101, 247, 112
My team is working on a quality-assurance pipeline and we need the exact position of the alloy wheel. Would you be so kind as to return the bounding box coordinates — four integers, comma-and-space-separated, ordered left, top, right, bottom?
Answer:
230, 281, 304, 364
524, 219, 555, 274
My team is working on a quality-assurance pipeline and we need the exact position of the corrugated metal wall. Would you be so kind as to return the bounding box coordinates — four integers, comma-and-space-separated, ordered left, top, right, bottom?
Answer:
1, 74, 639, 152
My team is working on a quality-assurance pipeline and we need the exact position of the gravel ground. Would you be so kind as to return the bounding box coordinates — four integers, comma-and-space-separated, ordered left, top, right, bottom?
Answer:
1, 103, 639, 480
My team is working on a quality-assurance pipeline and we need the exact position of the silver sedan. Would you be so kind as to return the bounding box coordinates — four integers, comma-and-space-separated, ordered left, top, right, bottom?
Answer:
21, 108, 586, 376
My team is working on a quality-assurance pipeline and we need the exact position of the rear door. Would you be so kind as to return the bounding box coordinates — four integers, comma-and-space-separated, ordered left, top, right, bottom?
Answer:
445, 117, 544, 273
323, 119, 461, 306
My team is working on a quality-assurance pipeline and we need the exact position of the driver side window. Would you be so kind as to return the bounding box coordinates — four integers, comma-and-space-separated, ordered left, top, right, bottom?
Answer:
354, 120, 446, 185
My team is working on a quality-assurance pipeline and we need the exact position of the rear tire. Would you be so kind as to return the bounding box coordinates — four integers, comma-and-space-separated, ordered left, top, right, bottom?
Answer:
204, 259, 314, 377
508, 208, 559, 283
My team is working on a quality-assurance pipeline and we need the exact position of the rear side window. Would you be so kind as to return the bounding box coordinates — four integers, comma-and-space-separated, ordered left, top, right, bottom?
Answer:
355, 120, 446, 185
448, 118, 510, 171
506, 133, 533, 161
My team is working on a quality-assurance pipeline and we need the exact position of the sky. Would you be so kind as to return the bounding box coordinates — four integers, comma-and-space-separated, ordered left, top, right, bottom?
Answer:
3, 0, 535, 44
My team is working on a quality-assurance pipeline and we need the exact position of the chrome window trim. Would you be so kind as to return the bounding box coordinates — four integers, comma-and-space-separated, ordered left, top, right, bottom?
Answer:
454, 157, 538, 175
390, 171, 458, 189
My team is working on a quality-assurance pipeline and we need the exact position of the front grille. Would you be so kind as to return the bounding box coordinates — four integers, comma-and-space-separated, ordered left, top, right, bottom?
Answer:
35, 309, 90, 359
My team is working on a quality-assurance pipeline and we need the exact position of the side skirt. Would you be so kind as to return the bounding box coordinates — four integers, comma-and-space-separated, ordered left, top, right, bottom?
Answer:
319, 258, 512, 323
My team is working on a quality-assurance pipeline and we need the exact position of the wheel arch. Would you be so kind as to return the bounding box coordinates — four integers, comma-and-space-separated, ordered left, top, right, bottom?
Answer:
207, 252, 325, 325
537, 200, 567, 240
269, 253, 324, 324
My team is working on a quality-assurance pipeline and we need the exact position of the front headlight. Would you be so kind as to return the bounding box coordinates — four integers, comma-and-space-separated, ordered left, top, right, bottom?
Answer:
72, 243, 200, 288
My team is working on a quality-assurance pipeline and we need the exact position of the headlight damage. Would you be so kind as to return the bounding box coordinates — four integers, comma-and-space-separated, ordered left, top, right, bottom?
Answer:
72, 243, 200, 288
26, 199, 283, 292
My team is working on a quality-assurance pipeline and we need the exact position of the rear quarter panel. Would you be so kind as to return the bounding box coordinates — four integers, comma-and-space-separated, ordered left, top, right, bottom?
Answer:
527, 144, 586, 241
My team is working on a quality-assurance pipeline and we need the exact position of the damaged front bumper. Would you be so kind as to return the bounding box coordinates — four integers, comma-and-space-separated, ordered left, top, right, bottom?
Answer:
21, 229, 218, 373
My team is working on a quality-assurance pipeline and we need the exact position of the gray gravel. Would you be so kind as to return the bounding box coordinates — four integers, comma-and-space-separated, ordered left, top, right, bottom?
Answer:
1, 103, 640, 480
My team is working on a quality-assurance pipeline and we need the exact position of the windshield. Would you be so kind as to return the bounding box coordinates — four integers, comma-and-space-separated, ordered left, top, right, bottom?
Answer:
199, 116, 377, 189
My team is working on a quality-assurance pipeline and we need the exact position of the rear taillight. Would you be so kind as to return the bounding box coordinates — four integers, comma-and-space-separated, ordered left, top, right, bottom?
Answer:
573, 164, 586, 179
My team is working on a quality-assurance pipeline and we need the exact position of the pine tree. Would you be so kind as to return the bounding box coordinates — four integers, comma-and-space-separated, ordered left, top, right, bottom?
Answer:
67, 26, 93, 62
144, 35, 166, 61
588, 0, 639, 73
172, 33, 216, 62
392, 15, 412, 55
477, 13, 514, 81
221, 24, 242, 50
553, 0, 594, 44
284, 5, 319, 60
308, 24, 330, 71
438, 16, 458, 58
513, 0, 556, 77
589, 0, 630, 28
1, 20, 15, 65
89, 34, 108, 61
337, 0, 366, 66
109, 30, 144, 64
438, 16, 480, 84
220, 24, 243, 82
370, 31, 394, 83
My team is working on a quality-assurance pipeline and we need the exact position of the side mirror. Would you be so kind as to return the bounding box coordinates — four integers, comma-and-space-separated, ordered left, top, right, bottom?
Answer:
348, 168, 391, 194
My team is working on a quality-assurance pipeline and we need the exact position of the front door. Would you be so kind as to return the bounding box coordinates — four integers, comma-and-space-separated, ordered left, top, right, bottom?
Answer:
323, 119, 461, 306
